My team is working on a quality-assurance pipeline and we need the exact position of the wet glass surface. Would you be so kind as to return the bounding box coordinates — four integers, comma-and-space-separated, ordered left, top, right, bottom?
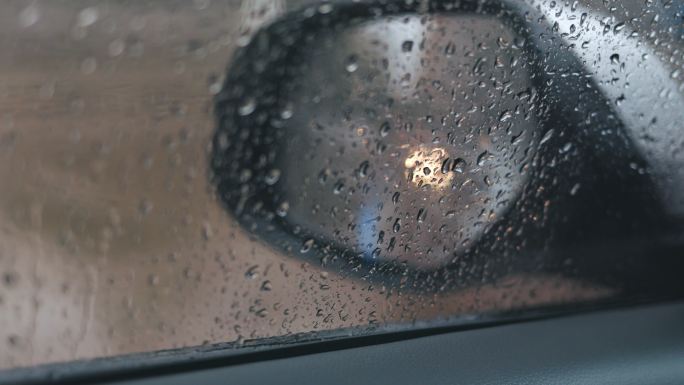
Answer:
1, 0, 684, 371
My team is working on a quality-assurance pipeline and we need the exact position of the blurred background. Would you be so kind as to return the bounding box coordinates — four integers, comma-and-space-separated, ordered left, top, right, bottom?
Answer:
2, 0, 681, 370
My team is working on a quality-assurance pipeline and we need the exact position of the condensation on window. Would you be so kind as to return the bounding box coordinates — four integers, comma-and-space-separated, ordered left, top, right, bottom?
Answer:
1, 0, 683, 370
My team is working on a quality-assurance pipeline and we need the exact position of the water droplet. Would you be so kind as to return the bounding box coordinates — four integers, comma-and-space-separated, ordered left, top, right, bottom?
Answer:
417, 208, 427, 223
19, 5, 39, 28
280, 104, 294, 120
138, 199, 153, 216
264, 169, 281, 185
401, 40, 414, 52
452, 158, 467, 173
276, 201, 290, 217
444, 41, 456, 56
333, 180, 345, 194
245, 265, 259, 279
301, 238, 314, 253
357, 161, 370, 178
108, 39, 125, 57
260, 280, 272, 291
3, 272, 18, 288
148, 274, 160, 286
441, 158, 452, 174
208, 81, 222, 95
202, 222, 213, 240
484, 175, 493, 186
345, 55, 358, 73
540, 129, 555, 145
580, 13, 587, 26
7, 335, 19, 348
476, 151, 490, 167
610, 53, 620, 64
379, 121, 391, 137
238, 98, 256, 116
81, 57, 97, 74
318, 3, 333, 14
77, 7, 99, 28
570, 183, 581, 196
